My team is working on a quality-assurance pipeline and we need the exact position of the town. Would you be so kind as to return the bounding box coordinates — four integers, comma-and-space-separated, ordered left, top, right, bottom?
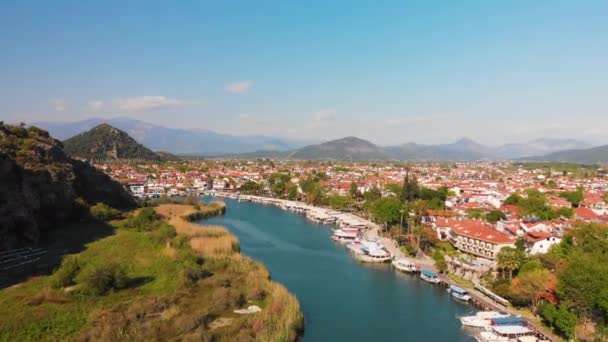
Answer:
91, 158, 608, 340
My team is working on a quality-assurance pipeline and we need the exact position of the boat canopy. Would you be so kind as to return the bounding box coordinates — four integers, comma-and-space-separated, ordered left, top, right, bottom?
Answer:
492, 325, 531, 335
492, 317, 524, 326
421, 269, 437, 278
449, 285, 468, 294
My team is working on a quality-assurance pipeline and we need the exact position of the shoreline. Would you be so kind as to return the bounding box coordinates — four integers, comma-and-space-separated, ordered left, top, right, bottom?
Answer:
208, 192, 557, 342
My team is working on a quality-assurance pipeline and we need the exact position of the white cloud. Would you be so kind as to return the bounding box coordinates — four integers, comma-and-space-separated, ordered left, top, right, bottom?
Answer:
50, 98, 66, 112
87, 100, 103, 111
113, 96, 184, 112
225, 81, 253, 94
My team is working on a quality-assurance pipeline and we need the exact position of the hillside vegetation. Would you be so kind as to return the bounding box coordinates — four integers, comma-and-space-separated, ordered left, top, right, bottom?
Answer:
0, 201, 303, 341
62, 124, 165, 161
0, 123, 135, 251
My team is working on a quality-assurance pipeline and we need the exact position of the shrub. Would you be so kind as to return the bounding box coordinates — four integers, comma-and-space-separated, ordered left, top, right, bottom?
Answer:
77, 263, 129, 295
50, 255, 81, 289
122, 207, 160, 231
90, 203, 122, 221
152, 223, 177, 243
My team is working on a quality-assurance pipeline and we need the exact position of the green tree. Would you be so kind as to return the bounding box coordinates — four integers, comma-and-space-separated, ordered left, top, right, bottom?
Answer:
504, 193, 523, 205
328, 194, 351, 210
364, 186, 382, 202
349, 181, 359, 199
559, 188, 583, 207
485, 210, 507, 223
369, 197, 402, 228
401, 173, 420, 202
466, 208, 485, 219
496, 247, 525, 280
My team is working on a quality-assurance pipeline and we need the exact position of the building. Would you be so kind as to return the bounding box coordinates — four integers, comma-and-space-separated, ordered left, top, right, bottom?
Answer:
522, 231, 561, 255
447, 220, 516, 260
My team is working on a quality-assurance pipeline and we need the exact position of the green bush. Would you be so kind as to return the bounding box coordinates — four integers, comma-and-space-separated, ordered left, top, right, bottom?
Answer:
89, 203, 121, 221
122, 207, 160, 231
50, 255, 81, 289
152, 223, 177, 243
76, 263, 129, 295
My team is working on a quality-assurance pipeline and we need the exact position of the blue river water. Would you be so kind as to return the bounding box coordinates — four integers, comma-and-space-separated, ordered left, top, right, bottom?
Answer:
200, 197, 477, 342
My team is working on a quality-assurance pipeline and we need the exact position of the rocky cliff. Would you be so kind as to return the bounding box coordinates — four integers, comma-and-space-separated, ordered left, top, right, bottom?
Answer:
0, 123, 135, 251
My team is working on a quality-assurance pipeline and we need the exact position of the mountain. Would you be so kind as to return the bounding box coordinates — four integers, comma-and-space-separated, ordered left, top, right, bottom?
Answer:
384, 138, 494, 161
62, 124, 162, 161
496, 138, 592, 159
0, 123, 135, 251
288, 136, 389, 161
33, 117, 309, 155
520, 144, 608, 164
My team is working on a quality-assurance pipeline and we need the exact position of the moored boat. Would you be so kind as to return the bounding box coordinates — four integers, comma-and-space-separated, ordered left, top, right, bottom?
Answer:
459, 311, 511, 328
476, 325, 534, 342
447, 284, 471, 302
420, 269, 441, 284
392, 258, 418, 273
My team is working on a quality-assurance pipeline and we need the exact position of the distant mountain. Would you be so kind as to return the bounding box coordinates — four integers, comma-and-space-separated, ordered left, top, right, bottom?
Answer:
520, 144, 608, 164
385, 138, 494, 161
289, 137, 389, 161
33, 117, 309, 155
63, 124, 162, 161
496, 138, 592, 159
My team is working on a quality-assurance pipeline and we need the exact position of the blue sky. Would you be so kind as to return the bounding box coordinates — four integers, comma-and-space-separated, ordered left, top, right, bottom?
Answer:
1, 1, 607, 145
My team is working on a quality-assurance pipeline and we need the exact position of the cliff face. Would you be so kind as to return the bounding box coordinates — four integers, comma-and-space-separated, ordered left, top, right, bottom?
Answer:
0, 124, 135, 251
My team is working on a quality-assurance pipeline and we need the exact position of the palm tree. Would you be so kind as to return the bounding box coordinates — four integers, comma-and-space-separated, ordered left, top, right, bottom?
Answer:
496, 247, 523, 280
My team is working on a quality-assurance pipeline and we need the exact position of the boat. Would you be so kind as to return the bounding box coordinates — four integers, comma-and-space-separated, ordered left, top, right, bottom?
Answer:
420, 269, 441, 284
349, 239, 392, 263
392, 258, 418, 273
476, 325, 534, 342
459, 311, 510, 328
331, 229, 358, 243
447, 284, 471, 301
492, 317, 524, 326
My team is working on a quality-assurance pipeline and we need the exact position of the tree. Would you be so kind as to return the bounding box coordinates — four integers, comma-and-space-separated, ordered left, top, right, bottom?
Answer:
496, 247, 524, 280
432, 249, 448, 273
559, 189, 583, 207
511, 269, 551, 309
486, 210, 507, 223
539, 303, 577, 340
504, 193, 523, 205
466, 208, 485, 219
401, 173, 420, 202
328, 194, 351, 210
349, 181, 359, 199
384, 183, 402, 197
364, 186, 382, 202
368, 197, 402, 229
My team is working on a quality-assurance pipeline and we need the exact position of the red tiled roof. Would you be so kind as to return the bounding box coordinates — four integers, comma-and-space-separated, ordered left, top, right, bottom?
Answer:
449, 220, 515, 244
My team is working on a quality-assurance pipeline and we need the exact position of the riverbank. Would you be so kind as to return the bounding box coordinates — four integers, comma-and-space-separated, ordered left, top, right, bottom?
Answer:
0, 202, 303, 341
210, 192, 558, 341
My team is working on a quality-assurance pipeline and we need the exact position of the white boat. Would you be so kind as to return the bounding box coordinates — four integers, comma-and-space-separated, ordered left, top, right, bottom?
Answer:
460, 311, 511, 328
420, 269, 441, 284
447, 284, 471, 301
392, 258, 418, 273
331, 229, 358, 243
476, 325, 534, 342
350, 239, 392, 263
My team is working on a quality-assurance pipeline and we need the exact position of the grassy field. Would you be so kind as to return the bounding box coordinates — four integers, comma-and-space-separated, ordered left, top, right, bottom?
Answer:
0, 202, 303, 342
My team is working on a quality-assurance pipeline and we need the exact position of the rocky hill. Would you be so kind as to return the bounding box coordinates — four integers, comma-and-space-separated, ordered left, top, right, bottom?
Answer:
62, 124, 163, 161
0, 123, 135, 251
288, 137, 389, 161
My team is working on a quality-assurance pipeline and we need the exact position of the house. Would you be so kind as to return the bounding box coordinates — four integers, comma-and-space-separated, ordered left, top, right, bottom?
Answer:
574, 207, 601, 222
523, 231, 561, 255
446, 220, 516, 260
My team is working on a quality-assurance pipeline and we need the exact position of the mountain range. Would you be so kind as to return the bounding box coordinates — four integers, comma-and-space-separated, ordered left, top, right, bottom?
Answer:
34, 117, 309, 155
33, 117, 606, 162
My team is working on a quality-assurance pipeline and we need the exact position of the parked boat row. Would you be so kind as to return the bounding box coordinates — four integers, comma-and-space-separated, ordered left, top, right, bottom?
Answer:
459, 312, 548, 342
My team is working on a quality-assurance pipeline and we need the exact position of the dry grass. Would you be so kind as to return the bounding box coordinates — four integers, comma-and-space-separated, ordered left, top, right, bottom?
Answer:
154, 204, 239, 257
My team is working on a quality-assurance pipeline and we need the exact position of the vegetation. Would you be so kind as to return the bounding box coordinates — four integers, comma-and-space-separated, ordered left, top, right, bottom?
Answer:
485, 223, 608, 340
89, 202, 122, 221
62, 123, 162, 161
0, 202, 303, 341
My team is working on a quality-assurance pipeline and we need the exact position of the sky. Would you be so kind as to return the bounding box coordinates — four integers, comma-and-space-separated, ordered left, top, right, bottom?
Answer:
1, 0, 607, 146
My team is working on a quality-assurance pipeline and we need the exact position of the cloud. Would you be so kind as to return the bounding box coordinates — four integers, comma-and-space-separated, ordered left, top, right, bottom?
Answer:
225, 81, 253, 94
113, 96, 184, 112
50, 98, 66, 112
87, 100, 103, 111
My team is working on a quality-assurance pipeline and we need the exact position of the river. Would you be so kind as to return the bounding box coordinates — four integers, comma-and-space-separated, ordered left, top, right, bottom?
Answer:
200, 197, 477, 342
